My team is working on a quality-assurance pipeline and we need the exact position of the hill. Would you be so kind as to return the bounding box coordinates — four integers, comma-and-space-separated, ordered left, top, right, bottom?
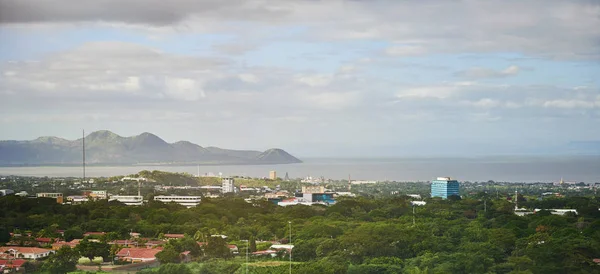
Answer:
0, 130, 302, 166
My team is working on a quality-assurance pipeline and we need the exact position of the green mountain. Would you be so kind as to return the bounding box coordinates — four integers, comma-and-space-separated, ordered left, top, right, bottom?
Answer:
0, 130, 302, 166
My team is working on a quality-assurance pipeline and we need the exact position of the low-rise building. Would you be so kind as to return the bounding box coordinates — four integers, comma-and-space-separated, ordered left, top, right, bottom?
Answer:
163, 234, 185, 239
116, 248, 162, 263
36, 193, 63, 204
109, 195, 143, 206
0, 189, 14, 196
0, 247, 54, 259
153, 195, 201, 208
52, 239, 80, 250
0, 259, 26, 272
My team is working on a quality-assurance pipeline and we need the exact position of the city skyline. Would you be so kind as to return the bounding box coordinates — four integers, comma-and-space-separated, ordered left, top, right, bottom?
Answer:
1, 0, 599, 157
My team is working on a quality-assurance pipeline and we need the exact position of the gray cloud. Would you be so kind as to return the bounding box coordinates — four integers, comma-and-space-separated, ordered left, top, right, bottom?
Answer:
1, 0, 599, 59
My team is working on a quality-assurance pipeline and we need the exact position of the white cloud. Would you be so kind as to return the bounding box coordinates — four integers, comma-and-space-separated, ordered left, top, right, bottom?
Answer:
543, 99, 599, 109
238, 73, 259, 83
294, 74, 333, 87
456, 65, 522, 79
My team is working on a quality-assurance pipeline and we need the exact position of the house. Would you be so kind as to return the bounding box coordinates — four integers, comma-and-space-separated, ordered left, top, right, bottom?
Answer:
83, 232, 106, 237
116, 248, 162, 263
252, 250, 278, 257
163, 234, 185, 239
0, 247, 54, 259
144, 240, 166, 248
108, 240, 135, 247
0, 259, 27, 272
51, 239, 80, 250
180, 251, 192, 263
228, 245, 239, 254
35, 238, 54, 245
197, 242, 238, 254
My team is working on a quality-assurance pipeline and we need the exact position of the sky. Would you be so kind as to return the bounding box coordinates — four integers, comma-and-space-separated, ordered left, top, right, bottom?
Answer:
0, 0, 599, 157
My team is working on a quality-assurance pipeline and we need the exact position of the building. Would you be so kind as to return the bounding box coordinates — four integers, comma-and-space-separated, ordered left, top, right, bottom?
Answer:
66, 195, 89, 204
222, 177, 235, 193
109, 195, 143, 206
154, 196, 201, 208
0, 259, 26, 272
116, 248, 162, 263
430, 177, 460, 199
36, 193, 63, 204
121, 177, 147, 182
0, 247, 54, 259
302, 186, 325, 194
269, 171, 277, 180
164, 234, 185, 239
0, 189, 14, 196
88, 190, 107, 199
52, 239, 80, 250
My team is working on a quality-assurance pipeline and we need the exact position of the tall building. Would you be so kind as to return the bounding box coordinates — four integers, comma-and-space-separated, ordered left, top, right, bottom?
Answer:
222, 177, 235, 193
269, 171, 277, 180
430, 177, 460, 199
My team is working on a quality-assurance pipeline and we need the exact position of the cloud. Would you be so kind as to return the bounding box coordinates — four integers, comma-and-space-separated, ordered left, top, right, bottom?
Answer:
0, 42, 224, 101
385, 45, 427, 57
1, 1, 599, 59
455, 65, 522, 79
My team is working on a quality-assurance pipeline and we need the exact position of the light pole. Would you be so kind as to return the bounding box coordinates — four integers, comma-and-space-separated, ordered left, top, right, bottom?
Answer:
288, 221, 292, 274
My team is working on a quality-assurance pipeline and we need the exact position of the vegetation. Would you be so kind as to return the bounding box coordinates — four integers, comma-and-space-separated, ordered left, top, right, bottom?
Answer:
2, 183, 600, 273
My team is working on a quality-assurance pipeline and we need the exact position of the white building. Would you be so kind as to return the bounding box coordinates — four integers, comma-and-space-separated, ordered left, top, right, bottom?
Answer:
222, 177, 235, 193
154, 195, 202, 208
121, 177, 147, 182
534, 208, 578, 216
0, 189, 14, 196
109, 195, 144, 206
90, 190, 107, 199
0, 247, 54, 259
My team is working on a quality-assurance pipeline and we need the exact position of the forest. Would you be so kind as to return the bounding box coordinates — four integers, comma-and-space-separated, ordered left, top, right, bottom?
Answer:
1, 194, 599, 273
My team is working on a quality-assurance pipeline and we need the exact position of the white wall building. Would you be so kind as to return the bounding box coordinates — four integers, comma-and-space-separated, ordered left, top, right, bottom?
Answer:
154, 195, 202, 208
109, 195, 144, 206
222, 177, 235, 193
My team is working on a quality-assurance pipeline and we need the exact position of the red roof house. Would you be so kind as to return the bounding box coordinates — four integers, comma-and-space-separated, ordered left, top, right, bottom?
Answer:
116, 248, 163, 262
0, 259, 27, 271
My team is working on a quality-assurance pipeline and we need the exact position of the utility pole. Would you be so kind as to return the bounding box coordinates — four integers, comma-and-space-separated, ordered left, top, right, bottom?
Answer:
484, 200, 487, 213
246, 238, 249, 274
412, 206, 416, 225
289, 221, 292, 274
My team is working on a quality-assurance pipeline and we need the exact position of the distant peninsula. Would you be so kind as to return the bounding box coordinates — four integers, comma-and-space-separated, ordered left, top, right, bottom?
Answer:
0, 130, 302, 166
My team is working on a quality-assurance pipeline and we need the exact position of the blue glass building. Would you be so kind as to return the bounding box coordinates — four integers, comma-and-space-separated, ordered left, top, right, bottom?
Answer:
431, 177, 460, 199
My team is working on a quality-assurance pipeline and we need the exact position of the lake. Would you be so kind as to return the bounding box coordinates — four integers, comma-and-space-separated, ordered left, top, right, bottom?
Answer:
0, 156, 599, 183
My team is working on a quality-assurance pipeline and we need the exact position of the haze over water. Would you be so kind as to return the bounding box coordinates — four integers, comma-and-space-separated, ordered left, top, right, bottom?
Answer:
1, 156, 598, 183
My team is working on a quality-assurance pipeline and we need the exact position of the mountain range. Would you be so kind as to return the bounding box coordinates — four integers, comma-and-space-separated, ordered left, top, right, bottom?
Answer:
0, 130, 302, 166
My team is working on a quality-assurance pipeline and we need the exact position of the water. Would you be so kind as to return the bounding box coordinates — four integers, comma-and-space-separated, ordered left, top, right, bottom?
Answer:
0, 156, 599, 183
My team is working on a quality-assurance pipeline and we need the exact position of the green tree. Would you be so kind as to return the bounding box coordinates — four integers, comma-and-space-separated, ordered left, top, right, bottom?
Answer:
41, 246, 80, 274
156, 247, 181, 264
76, 238, 110, 262
204, 236, 232, 259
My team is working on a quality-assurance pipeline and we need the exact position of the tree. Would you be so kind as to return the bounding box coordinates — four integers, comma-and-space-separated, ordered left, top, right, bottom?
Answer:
41, 246, 80, 274
249, 235, 257, 252
63, 227, 84, 242
204, 236, 232, 259
156, 263, 192, 274
0, 226, 10, 243
76, 238, 110, 262
156, 247, 181, 264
